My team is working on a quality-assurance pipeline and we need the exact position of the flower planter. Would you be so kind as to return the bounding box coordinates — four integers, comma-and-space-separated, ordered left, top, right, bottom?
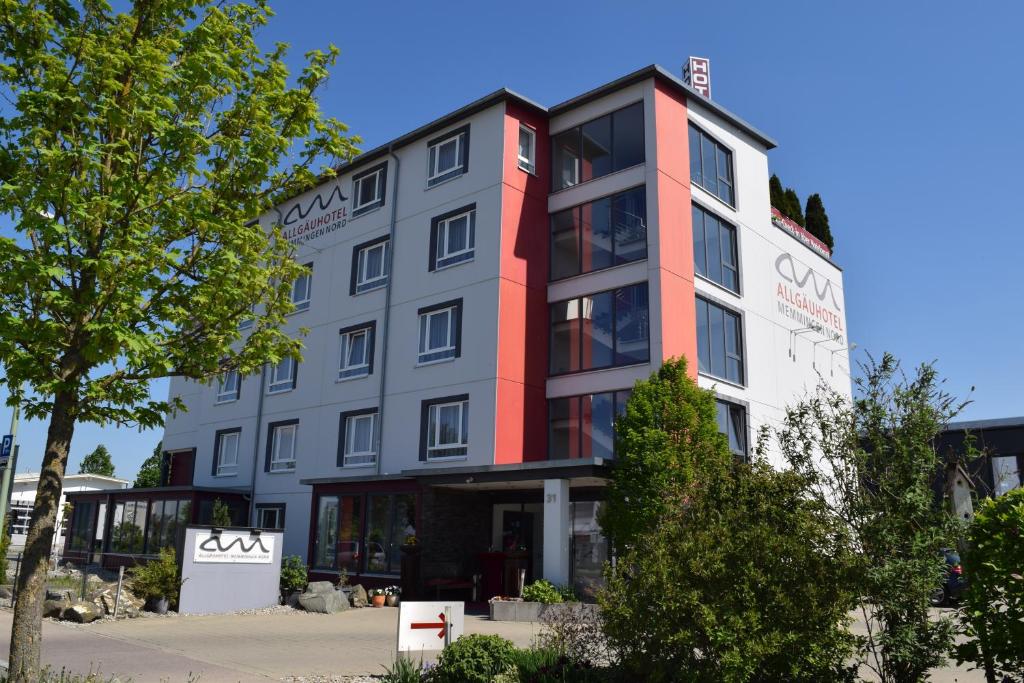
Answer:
371, 594, 386, 608
385, 594, 399, 607
149, 596, 170, 615
489, 600, 597, 622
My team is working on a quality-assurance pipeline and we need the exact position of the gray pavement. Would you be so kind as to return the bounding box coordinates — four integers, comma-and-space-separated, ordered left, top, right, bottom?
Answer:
0, 606, 989, 682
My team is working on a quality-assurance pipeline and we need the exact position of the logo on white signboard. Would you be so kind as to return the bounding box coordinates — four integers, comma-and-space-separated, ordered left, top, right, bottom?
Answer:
193, 530, 274, 564
398, 601, 465, 652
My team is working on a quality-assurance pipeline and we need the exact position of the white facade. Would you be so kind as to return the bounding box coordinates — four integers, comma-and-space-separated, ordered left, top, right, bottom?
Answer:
10, 473, 128, 551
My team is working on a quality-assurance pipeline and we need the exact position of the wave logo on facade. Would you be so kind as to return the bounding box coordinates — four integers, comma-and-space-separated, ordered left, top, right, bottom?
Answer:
193, 530, 275, 564
774, 252, 844, 343
274, 184, 349, 246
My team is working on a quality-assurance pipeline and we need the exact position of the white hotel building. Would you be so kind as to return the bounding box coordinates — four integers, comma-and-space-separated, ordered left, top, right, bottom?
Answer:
64, 65, 850, 597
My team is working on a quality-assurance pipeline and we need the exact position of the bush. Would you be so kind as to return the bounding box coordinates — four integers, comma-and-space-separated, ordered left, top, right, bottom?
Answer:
511, 647, 605, 683
556, 584, 578, 602
279, 555, 307, 594
537, 602, 611, 667
955, 488, 1024, 680
380, 654, 427, 683
432, 634, 517, 683
129, 548, 183, 607
522, 580, 563, 604
0, 513, 11, 582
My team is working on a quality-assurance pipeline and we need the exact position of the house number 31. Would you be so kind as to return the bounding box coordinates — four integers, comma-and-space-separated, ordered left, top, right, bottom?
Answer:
546, 493, 557, 503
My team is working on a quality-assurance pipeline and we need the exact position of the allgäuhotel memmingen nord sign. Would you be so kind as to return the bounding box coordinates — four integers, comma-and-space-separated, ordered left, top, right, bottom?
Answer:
193, 530, 275, 564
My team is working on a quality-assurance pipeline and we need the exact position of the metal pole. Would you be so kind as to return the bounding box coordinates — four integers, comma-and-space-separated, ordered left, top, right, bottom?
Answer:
0, 402, 21, 528
80, 564, 88, 600
113, 565, 124, 619
444, 605, 452, 648
11, 551, 21, 607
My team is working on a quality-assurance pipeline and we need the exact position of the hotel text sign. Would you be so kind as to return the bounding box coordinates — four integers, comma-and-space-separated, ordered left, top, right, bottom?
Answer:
273, 184, 349, 246
193, 530, 275, 564
684, 56, 712, 98
774, 251, 845, 344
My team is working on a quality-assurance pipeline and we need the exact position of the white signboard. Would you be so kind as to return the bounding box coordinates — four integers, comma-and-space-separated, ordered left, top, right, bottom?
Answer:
397, 601, 465, 652
192, 530, 274, 564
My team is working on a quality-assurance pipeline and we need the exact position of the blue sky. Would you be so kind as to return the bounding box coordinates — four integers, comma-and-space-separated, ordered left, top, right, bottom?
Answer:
3, 0, 1022, 480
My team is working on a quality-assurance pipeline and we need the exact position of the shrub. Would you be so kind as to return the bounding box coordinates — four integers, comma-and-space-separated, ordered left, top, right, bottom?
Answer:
432, 634, 517, 683
279, 555, 307, 594
380, 654, 427, 683
0, 513, 11, 582
522, 580, 563, 604
211, 498, 232, 527
556, 584, 578, 602
955, 488, 1024, 680
129, 548, 183, 607
537, 602, 611, 667
511, 647, 605, 683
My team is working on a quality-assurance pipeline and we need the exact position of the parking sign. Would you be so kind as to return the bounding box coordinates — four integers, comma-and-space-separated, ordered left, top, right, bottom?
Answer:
0, 435, 12, 467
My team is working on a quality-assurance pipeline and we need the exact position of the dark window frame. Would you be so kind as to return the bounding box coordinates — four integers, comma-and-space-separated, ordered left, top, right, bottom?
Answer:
419, 393, 470, 461
688, 123, 736, 207
429, 204, 477, 271
290, 262, 313, 313
715, 398, 749, 461
255, 503, 287, 530
550, 101, 646, 192
548, 282, 651, 376
549, 185, 648, 281
265, 418, 300, 473
351, 162, 388, 217
215, 368, 241, 404
338, 320, 376, 380
349, 234, 391, 295
211, 426, 242, 477
696, 295, 746, 385
337, 407, 380, 468
547, 389, 632, 460
268, 355, 298, 393
426, 124, 471, 187
416, 298, 463, 364
692, 201, 740, 294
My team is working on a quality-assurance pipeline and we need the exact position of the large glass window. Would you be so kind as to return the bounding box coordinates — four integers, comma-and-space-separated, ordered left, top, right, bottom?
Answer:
313, 493, 410, 576
146, 498, 189, 553
715, 400, 748, 459
692, 203, 739, 292
570, 501, 608, 601
313, 496, 339, 570
366, 493, 416, 575
689, 124, 735, 205
550, 283, 649, 375
551, 102, 645, 191
992, 456, 1021, 496
68, 500, 96, 552
548, 390, 631, 460
550, 187, 647, 280
110, 500, 147, 554
696, 297, 744, 384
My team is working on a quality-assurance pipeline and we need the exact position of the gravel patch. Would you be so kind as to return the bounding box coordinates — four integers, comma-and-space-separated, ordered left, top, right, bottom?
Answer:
282, 677, 382, 683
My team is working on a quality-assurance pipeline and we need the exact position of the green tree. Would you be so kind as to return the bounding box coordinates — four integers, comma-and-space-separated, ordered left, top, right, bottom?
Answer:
134, 440, 163, 488
769, 353, 965, 682
599, 358, 731, 550
769, 173, 785, 210
78, 444, 115, 477
804, 193, 835, 252
0, 2, 358, 678
782, 187, 805, 226
955, 488, 1024, 682
211, 498, 233, 527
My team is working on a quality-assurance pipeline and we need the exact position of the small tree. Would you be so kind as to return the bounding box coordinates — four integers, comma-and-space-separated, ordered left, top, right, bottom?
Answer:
134, 441, 163, 488
804, 193, 835, 252
769, 353, 965, 682
211, 498, 233, 527
782, 187, 805, 226
769, 173, 786, 210
78, 445, 115, 477
955, 488, 1024, 682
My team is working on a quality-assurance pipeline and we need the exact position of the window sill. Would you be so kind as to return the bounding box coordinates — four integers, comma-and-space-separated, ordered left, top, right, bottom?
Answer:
213, 472, 238, 478
549, 162, 645, 195
287, 304, 310, 316
352, 203, 384, 219
694, 273, 742, 299
341, 461, 377, 469
518, 162, 537, 176
424, 171, 465, 191
433, 255, 475, 272
697, 372, 747, 391
690, 183, 737, 213
214, 398, 239, 406
425, 455, 469, 463
267, 467, 297, 475
353, 282, 387, 296
267, 387, 295, 395
416, 356, 456, 368
336, 372, 371, 383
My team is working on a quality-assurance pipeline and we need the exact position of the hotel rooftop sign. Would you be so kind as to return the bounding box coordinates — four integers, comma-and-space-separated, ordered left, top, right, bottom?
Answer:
771, 207, 832, 260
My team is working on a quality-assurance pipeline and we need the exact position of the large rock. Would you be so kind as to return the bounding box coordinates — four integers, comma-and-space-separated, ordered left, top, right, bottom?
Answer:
304, 581, 334, 595
0, 586, 12, 600
298, 589, 348, 614
46, 589, 74, 602
349, 584, 368, 608
63, 601, 102, 623
43, 600, 68, 619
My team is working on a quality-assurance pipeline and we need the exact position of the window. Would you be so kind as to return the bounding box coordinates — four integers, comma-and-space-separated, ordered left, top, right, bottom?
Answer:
291, 263, 312, 312
420, 395, 469, 460
430, 206, 476, 270
992, 455, 1021, 496
696, 297, 744, 384
350, 236, 390, 295
110, 500, 148, 554
352, 163, 387, 216
689, 124, 735, 205
551, 102, 645, 191
417, 299, 462, 364
312, 493, 413, 575
550, 283, 649, 375
213, 428, 241, 476
716, 399, 748, 459
266, 420, 298, 472
68, 500, 96, 552
338, 409, 378, 467
216, 369, 240, 403
339, 322, 375, 380
427, 125, 470, 186
268, 356, 297, 393
145, 498, 190, 552
313, 494, 363, 572
518, 125, 536, 173
365, 493, 416, 574
256, 504, 286, 530
548, 390, 631, 460
550, 186, 647, 280
692, 203, 739, 292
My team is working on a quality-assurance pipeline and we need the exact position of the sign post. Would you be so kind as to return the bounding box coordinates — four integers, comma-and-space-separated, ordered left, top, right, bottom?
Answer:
398, 601, 464, 653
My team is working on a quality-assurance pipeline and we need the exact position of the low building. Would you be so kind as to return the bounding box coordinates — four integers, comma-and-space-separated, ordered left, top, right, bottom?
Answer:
935, 417, 1023, 500
10, 472, 128, 553
64, 63, 851, 596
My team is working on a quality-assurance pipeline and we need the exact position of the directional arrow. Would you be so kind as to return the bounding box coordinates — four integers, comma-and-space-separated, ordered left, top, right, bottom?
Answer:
410, 612, 447, 640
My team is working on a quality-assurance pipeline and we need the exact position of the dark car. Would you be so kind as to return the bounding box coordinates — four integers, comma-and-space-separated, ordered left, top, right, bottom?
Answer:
930, 548, 967, 607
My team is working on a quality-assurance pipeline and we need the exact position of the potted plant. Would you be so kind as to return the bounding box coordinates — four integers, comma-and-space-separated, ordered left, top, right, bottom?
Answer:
369, 588, 386, 607
384, 585, 401, 607
279, 555, 308, 607
129, 548, 183, 614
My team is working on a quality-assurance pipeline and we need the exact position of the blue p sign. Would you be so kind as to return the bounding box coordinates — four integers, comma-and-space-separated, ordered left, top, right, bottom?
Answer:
0, 434, 12, 466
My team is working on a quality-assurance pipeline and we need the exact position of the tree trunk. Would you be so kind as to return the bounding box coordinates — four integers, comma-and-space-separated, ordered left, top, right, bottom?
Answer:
8, 390, 77, 682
